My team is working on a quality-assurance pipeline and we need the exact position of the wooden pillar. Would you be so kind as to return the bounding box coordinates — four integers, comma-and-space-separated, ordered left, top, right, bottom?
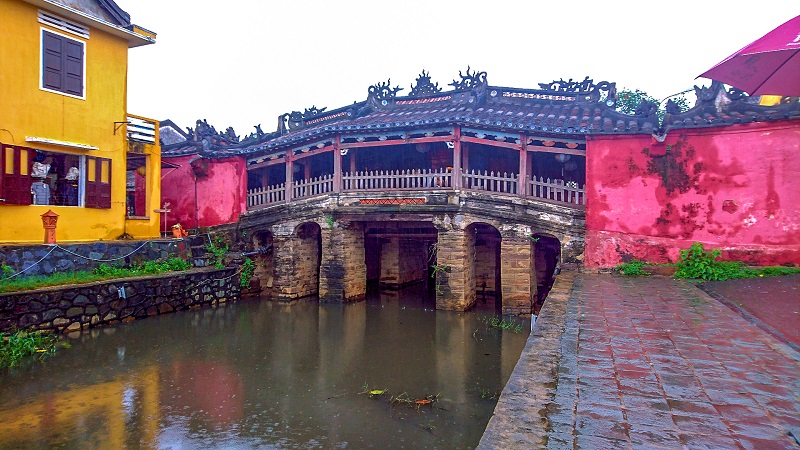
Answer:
349, 148, 357, 174
304, 162, 311, 180
260, 170, 269, 189
333, 135, 342, 193
452, 126, 462, 189
519, 134, 528, 198
462, 142, 470, 173
284, 153, 293, 202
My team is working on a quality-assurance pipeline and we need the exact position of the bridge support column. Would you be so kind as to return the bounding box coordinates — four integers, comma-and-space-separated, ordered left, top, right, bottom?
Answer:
319, 221, 366, 302
272, 222, 321, 301
500, 232, 535, 315
435, 227, 476, 311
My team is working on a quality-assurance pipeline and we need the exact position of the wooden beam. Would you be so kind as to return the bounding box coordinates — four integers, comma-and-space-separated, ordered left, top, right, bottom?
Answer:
247, 157, 285, 170
284, 152, 293, 202
460, 136, 522, 150
341, 135, 453, 149
527, 145, 585, 157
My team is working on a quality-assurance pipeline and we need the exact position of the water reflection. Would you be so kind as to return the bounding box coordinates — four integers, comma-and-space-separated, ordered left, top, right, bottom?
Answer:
0, 286, 529, 448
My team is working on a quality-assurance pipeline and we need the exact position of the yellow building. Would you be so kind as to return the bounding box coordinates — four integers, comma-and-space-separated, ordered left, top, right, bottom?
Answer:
0, 0, 161, 242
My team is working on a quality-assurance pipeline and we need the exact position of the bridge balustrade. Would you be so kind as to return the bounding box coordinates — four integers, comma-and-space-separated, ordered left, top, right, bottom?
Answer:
246, 169, 585, 209
293, 174, 335, 200
342, 168, 452, 191
462, 170, 518, 194
247, 182, 286, 208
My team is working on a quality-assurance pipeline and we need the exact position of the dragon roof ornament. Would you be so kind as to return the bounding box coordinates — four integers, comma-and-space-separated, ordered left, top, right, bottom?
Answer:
409, 70, 442, 97
449, 66, 487, 91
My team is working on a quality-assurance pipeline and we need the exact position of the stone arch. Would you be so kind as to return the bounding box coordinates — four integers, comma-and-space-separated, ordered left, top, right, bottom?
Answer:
532, 233, 561, 314
467, 222, 502, 307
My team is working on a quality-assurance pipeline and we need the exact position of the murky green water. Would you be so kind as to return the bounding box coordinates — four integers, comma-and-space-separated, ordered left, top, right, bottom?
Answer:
0, 287, 529, 449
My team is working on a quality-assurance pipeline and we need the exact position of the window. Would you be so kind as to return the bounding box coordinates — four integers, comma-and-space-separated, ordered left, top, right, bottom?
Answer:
41, 29, 84, 98
0, 145, 111, 209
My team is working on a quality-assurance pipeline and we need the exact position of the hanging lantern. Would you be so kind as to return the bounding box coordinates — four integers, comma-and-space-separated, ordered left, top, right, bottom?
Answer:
564, 161, 578, 172
554, 154, 571, 163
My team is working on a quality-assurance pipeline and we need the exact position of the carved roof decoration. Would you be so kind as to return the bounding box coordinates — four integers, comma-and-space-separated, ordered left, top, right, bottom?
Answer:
160, 70, 800, 159
449, 66, 487, 91
409, 70, 442, 98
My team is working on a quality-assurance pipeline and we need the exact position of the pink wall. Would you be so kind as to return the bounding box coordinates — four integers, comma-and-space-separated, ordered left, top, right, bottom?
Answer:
161, 154, 247, 230
585, 121, 800, 267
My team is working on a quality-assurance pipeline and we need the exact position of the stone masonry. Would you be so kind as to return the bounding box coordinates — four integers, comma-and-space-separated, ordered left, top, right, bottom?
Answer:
319, 220, 366, 302
0, 267, 239, 333
500, 231, 535, 315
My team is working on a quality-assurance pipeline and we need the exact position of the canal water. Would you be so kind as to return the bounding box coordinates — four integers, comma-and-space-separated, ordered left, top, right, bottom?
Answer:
0, 286, 529, 449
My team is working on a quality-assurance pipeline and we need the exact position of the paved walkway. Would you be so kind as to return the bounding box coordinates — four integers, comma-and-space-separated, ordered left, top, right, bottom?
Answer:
480, 273, 800, 449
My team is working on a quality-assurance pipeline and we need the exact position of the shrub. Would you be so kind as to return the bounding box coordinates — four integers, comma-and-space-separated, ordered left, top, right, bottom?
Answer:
240, 258, 255, 288
616, 259, 651, 276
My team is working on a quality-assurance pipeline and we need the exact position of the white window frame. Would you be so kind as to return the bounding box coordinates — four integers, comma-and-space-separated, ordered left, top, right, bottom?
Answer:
39, 27, 87, 100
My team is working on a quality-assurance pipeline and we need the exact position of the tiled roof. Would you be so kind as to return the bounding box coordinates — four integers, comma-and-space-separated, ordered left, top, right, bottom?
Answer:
161, 73, 800, 160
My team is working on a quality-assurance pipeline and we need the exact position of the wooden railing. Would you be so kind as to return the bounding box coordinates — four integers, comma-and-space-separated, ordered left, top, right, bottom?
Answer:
247, 170, 585, 209
528, 176, 586, 205
342, 169, 452, 191
462, 170, 518, 194
247, 183, 285, 208
293, 174, 334, 200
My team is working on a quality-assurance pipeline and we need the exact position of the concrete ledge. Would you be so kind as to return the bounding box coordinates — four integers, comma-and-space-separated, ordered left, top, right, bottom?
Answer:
478, 271, 575, 449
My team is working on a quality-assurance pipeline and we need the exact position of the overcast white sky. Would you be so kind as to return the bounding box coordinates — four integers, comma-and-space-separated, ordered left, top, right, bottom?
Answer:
117, 1, 798, 138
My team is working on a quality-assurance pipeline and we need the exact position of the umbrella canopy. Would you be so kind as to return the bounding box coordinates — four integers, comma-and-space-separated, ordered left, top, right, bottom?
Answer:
699, 15, 800, 96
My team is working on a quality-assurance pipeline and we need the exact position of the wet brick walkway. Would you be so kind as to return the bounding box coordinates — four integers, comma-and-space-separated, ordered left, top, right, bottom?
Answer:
480, 273, 800, 449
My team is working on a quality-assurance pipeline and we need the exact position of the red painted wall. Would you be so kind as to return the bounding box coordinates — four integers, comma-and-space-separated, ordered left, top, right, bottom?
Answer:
585, 121, 800, 267
161, 154, 247, 231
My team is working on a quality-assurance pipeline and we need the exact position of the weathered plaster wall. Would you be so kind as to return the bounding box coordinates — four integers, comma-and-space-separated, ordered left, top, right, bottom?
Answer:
161, 155, 247, 230
586, 121, 800, 267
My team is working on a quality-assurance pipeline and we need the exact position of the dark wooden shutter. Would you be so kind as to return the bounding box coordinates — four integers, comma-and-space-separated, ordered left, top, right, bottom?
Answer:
42, 30, 83, 97
85, 156, 111, 209
0, 145, 33, 205
64, 39, 83, 96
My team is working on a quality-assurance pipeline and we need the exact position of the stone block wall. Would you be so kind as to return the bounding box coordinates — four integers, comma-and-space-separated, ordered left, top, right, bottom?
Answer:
435, 228, 476, 311
0, 267, 239, 333
272, 222, 321, 300
379, 237, 427, 289
0, 240, 191, 278
500, 236, 535, 315
319, 221, 366, 302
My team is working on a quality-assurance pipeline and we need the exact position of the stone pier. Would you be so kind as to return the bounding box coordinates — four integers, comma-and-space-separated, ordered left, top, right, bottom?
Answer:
500, 231, 535, 315
435, 227, 476, 311
319, 220, 367, 302
272, 222, 321, 301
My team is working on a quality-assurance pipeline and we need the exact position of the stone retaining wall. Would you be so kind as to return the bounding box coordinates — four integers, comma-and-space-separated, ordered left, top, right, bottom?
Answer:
0, 267, 240, 333
0, 240, 192, 278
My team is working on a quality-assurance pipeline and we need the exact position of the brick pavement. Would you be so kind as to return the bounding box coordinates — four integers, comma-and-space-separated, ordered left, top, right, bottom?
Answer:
480, 273, 800, 449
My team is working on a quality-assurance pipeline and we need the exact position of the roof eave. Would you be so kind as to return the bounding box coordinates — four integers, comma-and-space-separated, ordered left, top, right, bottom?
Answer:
23, 0, 155, 47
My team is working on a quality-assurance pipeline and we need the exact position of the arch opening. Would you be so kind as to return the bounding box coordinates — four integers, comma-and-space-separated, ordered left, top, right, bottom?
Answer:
533, 234, 561, 314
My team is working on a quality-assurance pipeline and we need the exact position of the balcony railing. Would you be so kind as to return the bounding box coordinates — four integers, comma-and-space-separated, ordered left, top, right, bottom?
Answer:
246, 170, 585, 209
247, 183, 285, 208
342, 168, 452, 191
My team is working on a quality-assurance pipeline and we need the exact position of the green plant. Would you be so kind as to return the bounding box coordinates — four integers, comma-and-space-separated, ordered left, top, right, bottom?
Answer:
240, 257, 255, 289
430, 264, 450, 295
206, 237, 229, 269
616, 88, 690, 123
615, 259, 651, 276
0, 328, 60, 368
482, 316, 524, 333
324, 215, 335, 229
674, 242, 747, 281
1, 264, 13, 278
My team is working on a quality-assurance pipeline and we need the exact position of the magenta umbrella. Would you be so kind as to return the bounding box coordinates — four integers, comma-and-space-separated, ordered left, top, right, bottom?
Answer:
699, 14, 800, 96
